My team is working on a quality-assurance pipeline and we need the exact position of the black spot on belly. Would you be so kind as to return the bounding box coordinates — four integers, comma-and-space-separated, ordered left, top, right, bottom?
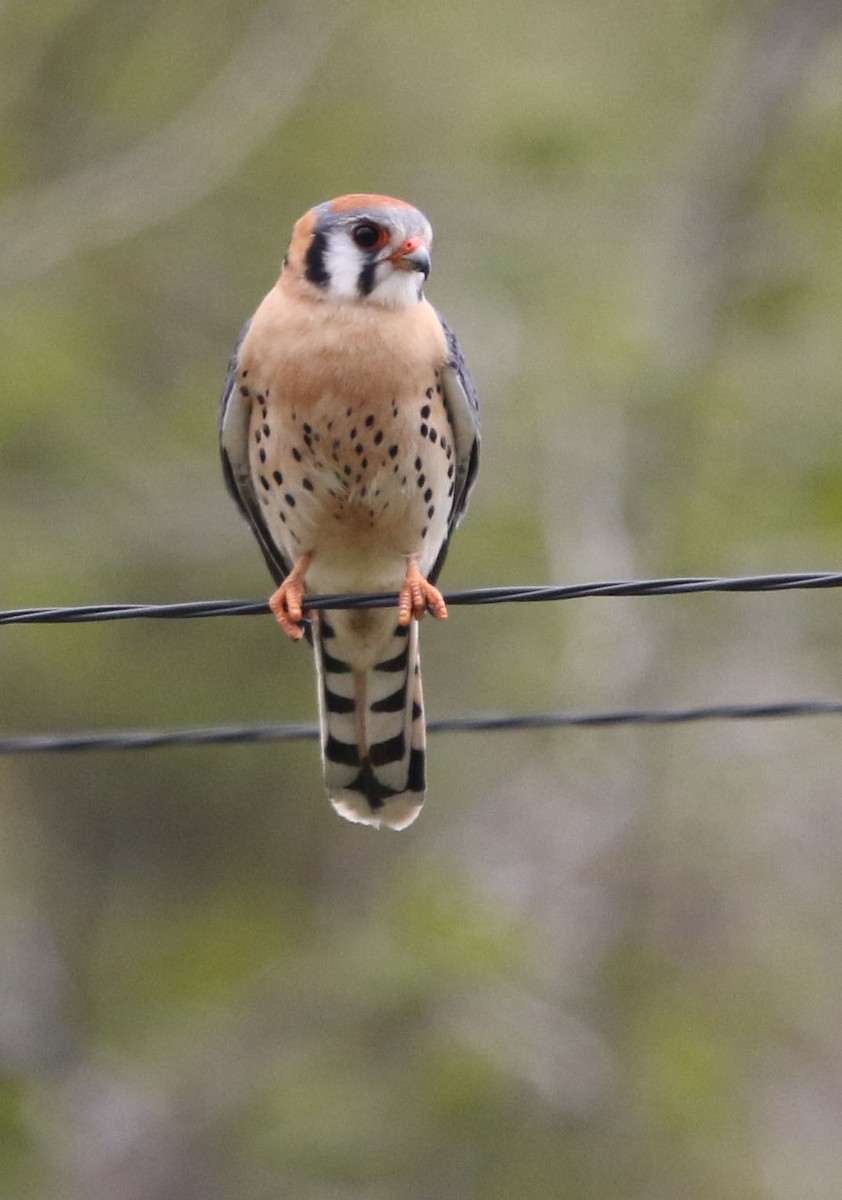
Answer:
425, 387, 433, 399
374, 430, 383, 445
427, 504, 435, 519
447, 463, 454, 478
258, 448, 266, 463
429, 428, 437, 444
292, 448, 302, 462
254, 430, 261, 444
414, 456, 422, 471
365, 414, 375, 427
420, 424, 429, 437
388, 444, 399, 458
302, 477, 314, 491
272, 470, 283, 485
262, 424, 270, 436
260, 475, 270, 490
240, 385, 250, 397
424, 488, 432, 502
355, 443, 364, 455
421, 404, 431, 419
284, 493, 296, 507
303, 422, 312, 435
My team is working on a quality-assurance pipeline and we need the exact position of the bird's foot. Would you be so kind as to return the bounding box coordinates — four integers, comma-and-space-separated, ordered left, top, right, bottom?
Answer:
268, 554, 312, 640
398, 556, 447, 625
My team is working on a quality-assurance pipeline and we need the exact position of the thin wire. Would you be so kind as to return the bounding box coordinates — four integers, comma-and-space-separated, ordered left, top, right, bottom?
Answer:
3, 570, 842, 625
3, 700, 842, 754
5, 571, 842, 754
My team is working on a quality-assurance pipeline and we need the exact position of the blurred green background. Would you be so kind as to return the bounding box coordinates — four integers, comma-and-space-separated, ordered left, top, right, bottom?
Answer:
3, 0, 842, 1196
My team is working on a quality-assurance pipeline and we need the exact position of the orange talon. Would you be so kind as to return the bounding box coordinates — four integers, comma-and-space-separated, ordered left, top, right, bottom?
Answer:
268, 554, 312, 640
398, 556, 448, 626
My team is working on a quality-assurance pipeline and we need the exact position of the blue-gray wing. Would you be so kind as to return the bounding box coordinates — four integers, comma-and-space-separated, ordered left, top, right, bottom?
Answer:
218, 319, 290, 585
430, 313, 480, 583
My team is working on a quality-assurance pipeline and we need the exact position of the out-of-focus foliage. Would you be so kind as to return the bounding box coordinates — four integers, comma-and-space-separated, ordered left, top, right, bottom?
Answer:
2, 0, 842, 1195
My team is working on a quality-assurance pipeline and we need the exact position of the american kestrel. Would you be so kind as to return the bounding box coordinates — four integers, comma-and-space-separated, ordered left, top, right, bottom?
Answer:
219, 194, 480, 830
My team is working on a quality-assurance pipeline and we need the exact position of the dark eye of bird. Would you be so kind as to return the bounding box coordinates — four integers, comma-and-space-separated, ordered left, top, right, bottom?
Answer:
352, 222, 382, 250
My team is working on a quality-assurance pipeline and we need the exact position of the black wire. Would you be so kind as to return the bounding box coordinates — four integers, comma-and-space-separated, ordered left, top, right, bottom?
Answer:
3, 571, 842, 625
5, 571, 842, 753
3, 700, 842, 754
0, 599, 270, 625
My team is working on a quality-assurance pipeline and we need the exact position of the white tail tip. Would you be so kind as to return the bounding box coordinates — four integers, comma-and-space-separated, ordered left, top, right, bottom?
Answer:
330, 789, 424, 831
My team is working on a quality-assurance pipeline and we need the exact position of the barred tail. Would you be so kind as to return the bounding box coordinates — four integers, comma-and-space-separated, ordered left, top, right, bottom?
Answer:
313, 615, 426, 830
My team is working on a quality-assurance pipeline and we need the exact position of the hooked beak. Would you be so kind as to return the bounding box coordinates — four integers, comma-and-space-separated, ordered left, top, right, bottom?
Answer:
387, 236, 431, 280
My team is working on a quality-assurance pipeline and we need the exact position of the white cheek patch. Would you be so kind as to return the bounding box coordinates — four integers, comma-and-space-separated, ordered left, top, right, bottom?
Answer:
323, 236, 365, 300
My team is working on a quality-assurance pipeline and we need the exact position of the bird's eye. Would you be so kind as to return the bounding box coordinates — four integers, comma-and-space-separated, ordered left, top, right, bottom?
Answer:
351, 222, 384, 250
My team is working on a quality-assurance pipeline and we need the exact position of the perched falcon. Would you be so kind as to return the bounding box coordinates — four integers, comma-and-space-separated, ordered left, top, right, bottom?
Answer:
219, 194, 480, 830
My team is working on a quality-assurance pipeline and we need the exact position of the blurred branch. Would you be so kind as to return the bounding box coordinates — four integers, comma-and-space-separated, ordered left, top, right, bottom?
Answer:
649, 0, 842, 372
0, 1, 346, 286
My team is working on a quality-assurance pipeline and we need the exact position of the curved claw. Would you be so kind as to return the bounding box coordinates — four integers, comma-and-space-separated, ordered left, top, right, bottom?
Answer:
398, 557, 448, 626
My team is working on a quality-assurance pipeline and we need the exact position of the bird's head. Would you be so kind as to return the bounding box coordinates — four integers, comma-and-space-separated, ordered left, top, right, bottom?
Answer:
283, 194, 433, 309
